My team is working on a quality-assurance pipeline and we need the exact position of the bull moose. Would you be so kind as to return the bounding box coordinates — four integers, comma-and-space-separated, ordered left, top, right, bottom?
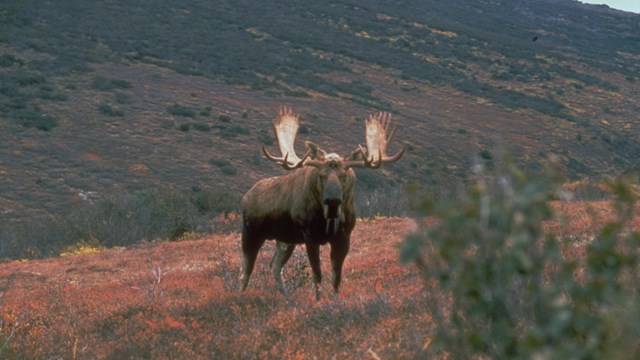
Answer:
239, 107, 404, 299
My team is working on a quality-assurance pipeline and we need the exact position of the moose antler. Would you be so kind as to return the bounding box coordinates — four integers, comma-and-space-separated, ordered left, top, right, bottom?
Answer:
345, 112, 405, 168
262, 106, 310, 170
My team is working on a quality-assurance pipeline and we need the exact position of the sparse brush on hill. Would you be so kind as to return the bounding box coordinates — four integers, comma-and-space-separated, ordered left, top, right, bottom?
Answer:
402, 158, 640, 358
0, 183, 409, 261
0, 188, 241, 260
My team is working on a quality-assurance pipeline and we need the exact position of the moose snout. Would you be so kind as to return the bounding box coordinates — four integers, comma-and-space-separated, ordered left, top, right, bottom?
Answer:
323, 179, 343, 214
323, 178, 343, 235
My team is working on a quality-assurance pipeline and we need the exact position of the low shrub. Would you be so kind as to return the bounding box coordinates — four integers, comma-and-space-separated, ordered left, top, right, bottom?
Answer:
167, 104, 196, 118
209, 158, 232, 168
12, 107, 58, 131
210, 158, 237, 176
192, 122, 210, 132
356, 187, 409, 218
219, 165, 237, 176
219, 125, 250, 139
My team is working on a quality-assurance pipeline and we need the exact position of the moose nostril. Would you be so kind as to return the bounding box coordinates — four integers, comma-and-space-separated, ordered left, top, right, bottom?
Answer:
323, 198, 342, 207
323, 198, 342, 220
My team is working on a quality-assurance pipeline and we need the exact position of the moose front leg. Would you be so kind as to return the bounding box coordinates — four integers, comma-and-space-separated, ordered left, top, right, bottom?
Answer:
330, 238, 350, 293
305, 242, 322, 300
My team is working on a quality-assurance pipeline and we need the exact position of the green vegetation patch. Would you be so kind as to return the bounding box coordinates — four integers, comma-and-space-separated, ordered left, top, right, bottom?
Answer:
0, 67, 63, 131
167, 104, 196, 118
402, 158, 640, 359
210, 158, 237, 176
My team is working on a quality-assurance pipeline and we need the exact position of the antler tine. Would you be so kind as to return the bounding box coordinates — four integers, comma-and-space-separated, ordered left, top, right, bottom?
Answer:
387, 121, 399, 143
281, 150, 313, 170
359, 144, 376, 168
342, 144, 373, 168
263, 146, 311, 170
374, 112, 397, 144
278, 105, 291, 118
375, 112, 392, 136
262, 145, 281, 162
382, 112, 391, 134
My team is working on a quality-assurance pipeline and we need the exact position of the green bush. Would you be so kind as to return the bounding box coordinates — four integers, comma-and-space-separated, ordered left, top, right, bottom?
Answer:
219, 125, 250, 139
401, 158, 640, 359
209, 158, 232, 168
192, 122, 210, 132
210, 158, 237, 176
167, 104, 196, 118
13, 107, 58, 131
0, 54, 22, 67
219, 165, 237, 176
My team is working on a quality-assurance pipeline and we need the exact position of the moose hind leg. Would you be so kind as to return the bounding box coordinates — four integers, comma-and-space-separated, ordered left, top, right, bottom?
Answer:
239, 232, 265, 291
270, 241, 295, 295
305, 242, 322, 300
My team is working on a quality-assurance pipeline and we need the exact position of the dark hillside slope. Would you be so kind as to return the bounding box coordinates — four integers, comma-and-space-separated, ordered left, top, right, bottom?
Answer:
0, 0, 639, 222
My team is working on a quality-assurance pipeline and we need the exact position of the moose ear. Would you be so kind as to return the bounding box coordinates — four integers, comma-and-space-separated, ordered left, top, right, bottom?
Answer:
305, 141, 326, 160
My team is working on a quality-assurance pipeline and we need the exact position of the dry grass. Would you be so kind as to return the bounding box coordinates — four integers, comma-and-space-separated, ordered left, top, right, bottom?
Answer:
549, 200, 640, 244
0, 217, 428, 359
1, 202, 637, 359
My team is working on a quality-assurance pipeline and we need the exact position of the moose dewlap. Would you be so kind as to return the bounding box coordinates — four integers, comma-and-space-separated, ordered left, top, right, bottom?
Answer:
239, 107, 404, 299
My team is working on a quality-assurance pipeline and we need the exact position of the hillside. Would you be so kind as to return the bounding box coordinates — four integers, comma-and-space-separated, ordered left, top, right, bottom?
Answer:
1, 0, 639, 224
